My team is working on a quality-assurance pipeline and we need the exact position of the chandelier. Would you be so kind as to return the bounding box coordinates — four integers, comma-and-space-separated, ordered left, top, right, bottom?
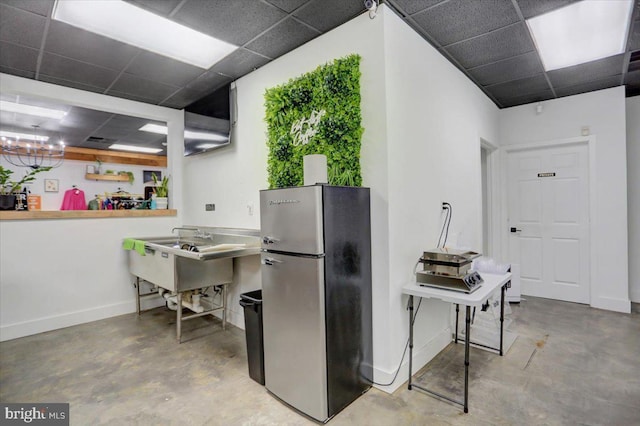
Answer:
1, 125, 65, 169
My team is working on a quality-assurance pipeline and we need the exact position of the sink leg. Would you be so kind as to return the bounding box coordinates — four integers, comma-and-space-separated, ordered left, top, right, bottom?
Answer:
135, 277, 141, 315
176, 292, 182, 343
222, 284, 227, 331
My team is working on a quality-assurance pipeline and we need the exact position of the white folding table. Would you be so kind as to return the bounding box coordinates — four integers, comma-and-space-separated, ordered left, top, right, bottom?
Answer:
402, 272, 512, 413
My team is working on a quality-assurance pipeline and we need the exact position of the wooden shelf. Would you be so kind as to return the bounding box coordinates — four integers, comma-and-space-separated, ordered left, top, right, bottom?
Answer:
85, 173, 130, 182
68, 146, 166, 167
0, 209, 177, 221
2, 146, 167, 167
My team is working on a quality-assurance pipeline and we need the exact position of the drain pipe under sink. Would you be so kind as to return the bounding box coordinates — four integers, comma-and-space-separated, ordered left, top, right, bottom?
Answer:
160, 289, 204, 313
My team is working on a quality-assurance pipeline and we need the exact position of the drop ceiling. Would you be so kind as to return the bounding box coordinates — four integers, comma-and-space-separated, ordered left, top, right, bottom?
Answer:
387, 0, 640, 107
0, 0, 638, 151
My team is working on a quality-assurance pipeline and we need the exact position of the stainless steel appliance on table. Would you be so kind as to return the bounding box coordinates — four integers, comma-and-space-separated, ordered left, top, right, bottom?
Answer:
416, 248, 483, 293
260, 185, 373, 422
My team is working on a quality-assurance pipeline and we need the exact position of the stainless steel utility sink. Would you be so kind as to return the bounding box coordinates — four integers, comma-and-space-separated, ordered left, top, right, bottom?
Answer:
141, 231, 261, 261
126, 227, 261, 342
127, 227, 260, 291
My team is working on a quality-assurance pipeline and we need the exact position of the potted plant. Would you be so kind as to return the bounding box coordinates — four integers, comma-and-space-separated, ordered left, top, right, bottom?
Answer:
119, 171, 134, 184
0, 166, 52, 210
151, 172, 169, 209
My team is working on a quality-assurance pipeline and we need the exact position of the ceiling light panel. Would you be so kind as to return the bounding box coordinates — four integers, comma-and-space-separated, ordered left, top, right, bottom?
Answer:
52, 0, 237, 69
0, 130, 49, 141
526, 0, 633, 71
109, 143, 162, 153
0, 100, 67, 119
139, 123, 167, 135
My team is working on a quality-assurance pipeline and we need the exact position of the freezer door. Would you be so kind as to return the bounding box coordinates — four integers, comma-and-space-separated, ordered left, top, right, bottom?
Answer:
261, 252, 328, 422
260, 186, 324, 255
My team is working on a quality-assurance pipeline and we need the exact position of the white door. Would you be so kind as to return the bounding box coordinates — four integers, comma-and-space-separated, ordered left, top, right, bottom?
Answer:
507, 143, 590, 304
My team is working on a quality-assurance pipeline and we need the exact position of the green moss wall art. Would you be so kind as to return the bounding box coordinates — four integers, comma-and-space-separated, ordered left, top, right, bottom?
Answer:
264, 54, 363, 189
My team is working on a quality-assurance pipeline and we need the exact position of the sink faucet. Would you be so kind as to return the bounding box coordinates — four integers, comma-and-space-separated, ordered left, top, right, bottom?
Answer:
172, 227, 198, 234
194, 229, 213, 240
171, 227, 198, 245
171, 227, 212, 241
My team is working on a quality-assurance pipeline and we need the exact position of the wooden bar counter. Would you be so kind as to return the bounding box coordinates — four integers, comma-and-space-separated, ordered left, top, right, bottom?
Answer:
0, 209, 177, 220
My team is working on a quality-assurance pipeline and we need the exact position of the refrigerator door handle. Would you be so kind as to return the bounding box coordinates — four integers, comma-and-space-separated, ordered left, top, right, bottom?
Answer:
262, 257, 283, 266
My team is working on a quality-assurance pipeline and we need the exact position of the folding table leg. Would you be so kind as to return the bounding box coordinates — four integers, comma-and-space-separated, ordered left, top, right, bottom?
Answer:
408, 295, 414, 390
500, 284, 505, 356
464, 305, 471, 413
455, 304, 459, 343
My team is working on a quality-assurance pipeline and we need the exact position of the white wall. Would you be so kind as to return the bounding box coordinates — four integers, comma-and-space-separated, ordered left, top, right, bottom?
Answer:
499, 87, 630, 313
0, 75, 184, 341
0, 218, 179, 340
180, 5, 499, 392
380, 8, 499, 388
627, 96, 640, 303
180, 9, 390, 340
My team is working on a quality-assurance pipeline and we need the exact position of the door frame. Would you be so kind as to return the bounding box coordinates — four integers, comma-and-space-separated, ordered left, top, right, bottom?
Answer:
500, 136, 597, 306
480, 138, 499, 257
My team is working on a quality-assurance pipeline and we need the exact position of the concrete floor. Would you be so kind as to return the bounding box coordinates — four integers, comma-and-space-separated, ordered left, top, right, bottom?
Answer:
1, 297, 638, 425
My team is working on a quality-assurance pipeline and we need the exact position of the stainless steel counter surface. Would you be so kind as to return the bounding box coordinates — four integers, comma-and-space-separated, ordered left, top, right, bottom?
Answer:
129, 227, 261, 261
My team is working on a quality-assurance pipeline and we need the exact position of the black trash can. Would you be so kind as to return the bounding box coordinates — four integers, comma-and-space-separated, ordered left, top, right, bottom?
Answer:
239, 290, 265, 385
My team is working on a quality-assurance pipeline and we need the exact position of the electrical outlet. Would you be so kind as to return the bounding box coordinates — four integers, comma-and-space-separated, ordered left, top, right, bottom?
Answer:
205, 203, 215, 211
247, 203, 254, 216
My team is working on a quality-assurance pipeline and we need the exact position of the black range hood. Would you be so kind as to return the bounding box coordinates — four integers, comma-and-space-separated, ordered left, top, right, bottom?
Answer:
183, 83, 236, 156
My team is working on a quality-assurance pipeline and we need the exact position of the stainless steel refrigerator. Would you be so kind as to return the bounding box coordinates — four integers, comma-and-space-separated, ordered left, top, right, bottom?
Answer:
260, 185, 373, 422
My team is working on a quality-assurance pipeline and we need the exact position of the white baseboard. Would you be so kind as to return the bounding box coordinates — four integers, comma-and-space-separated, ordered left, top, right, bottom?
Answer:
0, 296, 161, 342
591, 295, 631, 313
200, 293, 246, 330
0, 292, 251, 342
372, 327, 451, 394
225, 306, 245, 330
205, 305, 245, 330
